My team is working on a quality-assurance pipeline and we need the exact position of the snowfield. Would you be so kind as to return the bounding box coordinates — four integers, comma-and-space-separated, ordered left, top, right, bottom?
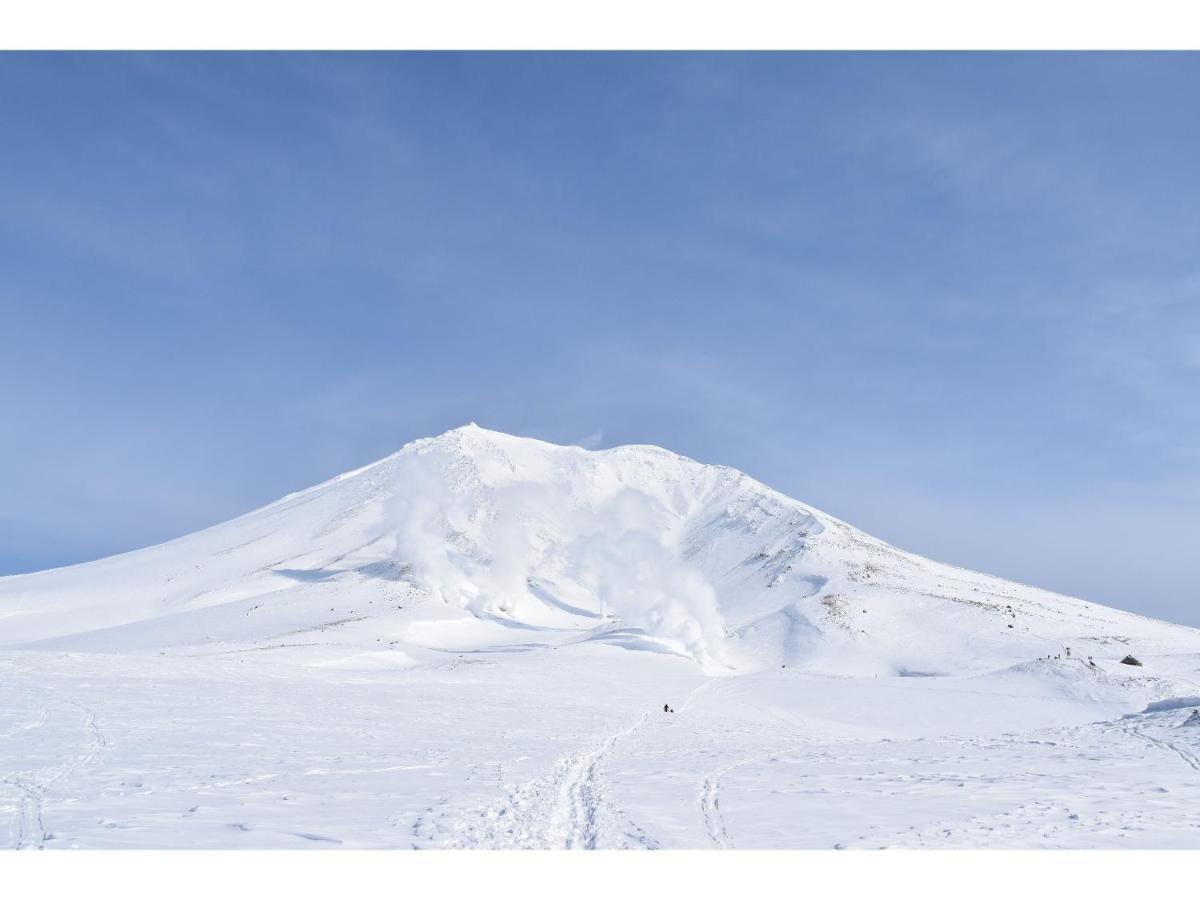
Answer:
3, 425, 1200, 848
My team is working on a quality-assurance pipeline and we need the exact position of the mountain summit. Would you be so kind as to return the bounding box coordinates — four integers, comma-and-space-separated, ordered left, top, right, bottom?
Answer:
1, 426, 1194, 674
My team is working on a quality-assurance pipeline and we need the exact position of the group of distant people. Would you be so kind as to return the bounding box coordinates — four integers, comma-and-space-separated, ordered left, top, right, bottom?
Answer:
1038, 646, 1098, 667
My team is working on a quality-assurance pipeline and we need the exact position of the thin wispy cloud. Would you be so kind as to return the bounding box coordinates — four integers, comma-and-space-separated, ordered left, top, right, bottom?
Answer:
2, 52, 1198, 625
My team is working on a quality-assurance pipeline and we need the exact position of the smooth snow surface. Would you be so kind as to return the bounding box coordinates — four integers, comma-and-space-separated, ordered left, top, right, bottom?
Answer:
3, 425, 1200, 848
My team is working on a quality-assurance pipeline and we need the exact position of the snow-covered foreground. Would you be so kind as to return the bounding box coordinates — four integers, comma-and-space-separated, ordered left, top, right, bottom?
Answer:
3, 426, 1200, 848
4, 645, 1200, 849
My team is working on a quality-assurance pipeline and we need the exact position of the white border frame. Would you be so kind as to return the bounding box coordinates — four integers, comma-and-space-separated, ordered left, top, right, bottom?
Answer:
2, 1, 1200, 50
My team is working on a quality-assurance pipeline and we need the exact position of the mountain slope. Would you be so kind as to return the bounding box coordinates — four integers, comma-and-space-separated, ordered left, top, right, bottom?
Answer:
6, 426, 1200, 850
1, 425, 1195, 677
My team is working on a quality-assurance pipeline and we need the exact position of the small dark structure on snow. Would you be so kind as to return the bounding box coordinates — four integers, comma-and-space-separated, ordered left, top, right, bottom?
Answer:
1120, 655, 1143, 667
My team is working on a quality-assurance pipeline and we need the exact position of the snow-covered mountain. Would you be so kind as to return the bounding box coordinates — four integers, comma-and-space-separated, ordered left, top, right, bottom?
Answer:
2, 424, 1193, 676
6, 426, 1200, 850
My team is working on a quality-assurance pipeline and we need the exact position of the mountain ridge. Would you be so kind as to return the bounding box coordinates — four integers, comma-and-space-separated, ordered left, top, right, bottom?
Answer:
1, 425, 1195, 677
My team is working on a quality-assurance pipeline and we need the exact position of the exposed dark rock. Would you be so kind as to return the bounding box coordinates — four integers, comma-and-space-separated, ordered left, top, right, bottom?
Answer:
1120, 655, 1143, 667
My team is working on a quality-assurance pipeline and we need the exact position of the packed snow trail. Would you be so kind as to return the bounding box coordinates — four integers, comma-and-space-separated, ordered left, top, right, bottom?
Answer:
698, 770, 732, 849
555, 712, 649, 849
430, 709, 650, 849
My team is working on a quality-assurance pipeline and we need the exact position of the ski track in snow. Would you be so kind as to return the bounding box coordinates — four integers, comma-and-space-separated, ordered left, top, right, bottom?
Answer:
556, 712, 649, 849
431, 711, 650, 849
1121, 717, 1200, 772
697, 743, 788, 850
695, 692, 814, 850
698, 769, 733, 849
2, 692, 108, 850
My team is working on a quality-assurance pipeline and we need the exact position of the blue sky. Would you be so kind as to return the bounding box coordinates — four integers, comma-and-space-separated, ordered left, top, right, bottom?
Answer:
2, 52, 1198, 624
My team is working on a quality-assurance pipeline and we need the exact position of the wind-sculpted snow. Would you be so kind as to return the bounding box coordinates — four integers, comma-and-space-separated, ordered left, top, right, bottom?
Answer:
4, 426, 1200, 848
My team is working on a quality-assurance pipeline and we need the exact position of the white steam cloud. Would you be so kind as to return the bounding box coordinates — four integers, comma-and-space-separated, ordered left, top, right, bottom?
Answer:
385, 447, 728, 669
